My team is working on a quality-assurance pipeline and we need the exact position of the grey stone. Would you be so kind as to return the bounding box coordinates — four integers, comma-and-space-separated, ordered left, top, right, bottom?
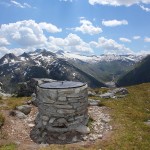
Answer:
55, 101, 69, 105
82, 136, 88, 141
57, 109, 75, 114
49, 117, 56, 124
57, 118, 67, 123
43, 99, 55, 104
55, 104, 72, 109
15, 110, 27, 119
88, 99, 100, 106
42, 116, 49, 121
72, 102, 81, 108
67, 98, 79, 103
75, 115, 84, 121
28, 123, 35, 128
42, 121, 47, 126
75, 88, 81, 94
110, 88, 128, 95
76, 125, 90, 134
16, 105, 32, 115
68, 117, 74, 122
58, 97, 67, 101
100, 92, 114, 99
58, 134, 66, 141
72, 136, 77, 142
77, 105, 87, 111
88, 91, 96, 96
101, 117, 111, 123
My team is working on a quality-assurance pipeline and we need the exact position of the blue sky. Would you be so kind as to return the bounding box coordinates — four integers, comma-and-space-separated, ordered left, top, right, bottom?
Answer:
0, 0, 150, 56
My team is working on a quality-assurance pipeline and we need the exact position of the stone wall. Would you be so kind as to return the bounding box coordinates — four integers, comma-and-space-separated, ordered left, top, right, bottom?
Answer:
30, 83, 89, 144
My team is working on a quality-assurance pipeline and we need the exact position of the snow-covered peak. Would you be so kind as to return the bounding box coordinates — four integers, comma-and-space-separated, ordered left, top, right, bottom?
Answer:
57, 51, 145, 63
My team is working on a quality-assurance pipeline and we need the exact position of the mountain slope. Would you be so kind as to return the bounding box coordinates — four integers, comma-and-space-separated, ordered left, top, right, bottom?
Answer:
57, 51, 145, 82
117, 55, 150, 86
0, 50, 106, 93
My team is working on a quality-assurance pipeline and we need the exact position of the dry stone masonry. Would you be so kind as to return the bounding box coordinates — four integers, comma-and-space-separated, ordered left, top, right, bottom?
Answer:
30, 81, 89, 144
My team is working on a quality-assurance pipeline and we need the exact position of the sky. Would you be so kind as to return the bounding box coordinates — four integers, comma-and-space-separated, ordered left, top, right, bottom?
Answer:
0, 0, 150, 57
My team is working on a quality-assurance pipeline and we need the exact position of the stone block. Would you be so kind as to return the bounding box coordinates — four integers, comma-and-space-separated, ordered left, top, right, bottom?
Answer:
43, 99, 55, 104
57, 109, 75, 114
49, 117, 56, 124
75, 125, 90, 134
42, 116, 49, 121
57, 97, 67, 101
55, 101, 69, 105
55, 104, 72, 109
72, 102, 82, 108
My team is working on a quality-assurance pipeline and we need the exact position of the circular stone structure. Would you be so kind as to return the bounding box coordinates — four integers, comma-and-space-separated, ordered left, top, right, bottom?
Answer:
30, 81, 89, 144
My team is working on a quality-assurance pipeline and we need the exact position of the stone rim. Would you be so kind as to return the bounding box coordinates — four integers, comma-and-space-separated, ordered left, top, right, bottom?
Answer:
38, 81, 87, 89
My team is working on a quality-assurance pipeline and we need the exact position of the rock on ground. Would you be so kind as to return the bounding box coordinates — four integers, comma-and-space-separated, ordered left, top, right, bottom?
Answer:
16, 105, 32, 115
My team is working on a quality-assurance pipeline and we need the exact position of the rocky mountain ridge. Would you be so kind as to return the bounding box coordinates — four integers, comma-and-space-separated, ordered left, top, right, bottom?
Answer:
0, 49, 147, 93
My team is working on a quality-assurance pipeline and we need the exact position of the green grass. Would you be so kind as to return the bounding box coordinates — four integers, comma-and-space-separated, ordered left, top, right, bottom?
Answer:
94, 83, 150, 150
0, 97, 30, 110
0, 144, 16, 150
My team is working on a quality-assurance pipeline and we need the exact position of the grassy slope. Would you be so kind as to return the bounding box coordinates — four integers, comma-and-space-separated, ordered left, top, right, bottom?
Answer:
0, 83, 150, 150
117, 55, 150, 86
98, 83, 150, 150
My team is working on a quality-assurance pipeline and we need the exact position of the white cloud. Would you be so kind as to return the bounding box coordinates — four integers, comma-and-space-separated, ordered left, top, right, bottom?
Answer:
0, 20, 47, 47
136, 50, 150, 55
102, 20, 128, 27
89, 0, 150, 6
139, 5, 150, 12
144, 37, 150, 42
10, 0, 31, 8
48, 33, 93, 53
0, 20, 62, 51
133, 36, 141, 40
39, 22, 62, 33
72, 18, 102, 35
0, 37, 10, 46
119, 37, 131, 43
91, 37, 133, 54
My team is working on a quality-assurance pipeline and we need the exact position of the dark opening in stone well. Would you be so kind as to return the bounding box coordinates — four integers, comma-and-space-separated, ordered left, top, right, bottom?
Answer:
30, 81, 89, 144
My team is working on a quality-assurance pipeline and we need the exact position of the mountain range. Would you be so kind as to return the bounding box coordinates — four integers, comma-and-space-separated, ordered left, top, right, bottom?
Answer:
0, 49, 147, 93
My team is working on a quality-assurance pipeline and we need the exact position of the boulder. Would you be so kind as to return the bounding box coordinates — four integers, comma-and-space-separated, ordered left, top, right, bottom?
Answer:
76, 125, 90, 134
88, 99, 100, 106
100, 92, 114, 99
15, 110, 27, 119
110, 88, 128, 95
16, 105, 32, 115
88, 91, 96, 97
